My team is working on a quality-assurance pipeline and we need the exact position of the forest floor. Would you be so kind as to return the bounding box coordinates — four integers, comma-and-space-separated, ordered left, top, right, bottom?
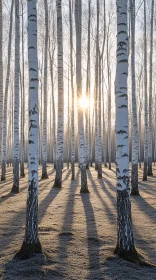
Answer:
0, 163, 156, 280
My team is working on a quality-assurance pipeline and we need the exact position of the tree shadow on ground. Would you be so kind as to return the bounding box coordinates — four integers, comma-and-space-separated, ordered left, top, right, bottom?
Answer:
62, 168, 71, 182
131, 195, 156, 223
87, 170, 116, 226
39, 187, 61, 222
81, 193, 103, 280
55, 170, 79, 277
2, 249, 56, 280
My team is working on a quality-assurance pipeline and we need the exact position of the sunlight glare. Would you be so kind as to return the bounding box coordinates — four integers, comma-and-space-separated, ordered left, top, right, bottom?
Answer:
78, 96, 89, 109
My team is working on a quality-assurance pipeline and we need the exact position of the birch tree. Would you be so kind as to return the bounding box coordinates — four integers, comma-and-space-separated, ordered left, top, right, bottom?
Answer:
85, 0, 91, 170
69, 0, 75, 179
114, 0, 138, 261
75, 0, 88, 192
20, 0, 25, 177
143, 0, 148, 181
0, 0, 3, 165
1, 0, 14, 181
53, 0, 64, 188
130, 0, 139, 195
11, 0, 20, 193
41, 0, 49, 179
94, 0, 99, 171
148, 0, 154, 176
16, 0, 42, 259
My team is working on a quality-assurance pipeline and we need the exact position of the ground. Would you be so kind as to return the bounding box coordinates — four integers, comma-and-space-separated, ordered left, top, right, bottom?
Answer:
0, 164, 156, 280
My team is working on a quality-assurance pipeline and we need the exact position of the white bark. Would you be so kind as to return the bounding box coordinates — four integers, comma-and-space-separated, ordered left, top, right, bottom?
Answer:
85, 0, 91, 170
94, 0, 99, 170
12, 0, 20, 193
98, 53, 102, 178
0, 0, 3, 165
53, 0, 64, 188
148, 0, 154, 176
20, 1, 25, 177
108, 75, 111, 170
69, 0, 75, 179
75, 0, 88, 192
130, 0, 139, 194
1, 0, 14, 181
24, 0, 40, 248
115, 0, 137, 259
41, 0, 49, 179
143, 0, 148, 181
116, 0, 129, 192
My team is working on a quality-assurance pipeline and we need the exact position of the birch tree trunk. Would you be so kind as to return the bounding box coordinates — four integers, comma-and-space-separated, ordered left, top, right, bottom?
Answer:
143, 0, 148, 181
130, 0, 139, 195
106, 27, 111, 170
49, 45, 56, 169
97, 53, 102, 178
114, 0, 138, 261
1, 0, 14, 181
53, 0, 64, 188
41, 0, 49, 179
85, 0, 91, 170
108, 74, 111, 170
11, 0, 20, 193
20, 1, 25, 177
102, 59, 107, 167
69, 0, 75, 179
148, 0, 154, 176
75, 0, 88, 193
0, 0, 3, 166
15, 0, 42, 259
94, 0, 99, 171
67, 68, 70, 169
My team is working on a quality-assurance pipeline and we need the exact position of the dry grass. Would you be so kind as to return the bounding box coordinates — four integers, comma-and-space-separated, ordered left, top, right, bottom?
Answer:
0, 163, 156, 280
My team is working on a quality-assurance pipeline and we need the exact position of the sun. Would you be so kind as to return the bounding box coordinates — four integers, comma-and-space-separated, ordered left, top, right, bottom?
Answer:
78, 96, 89, 109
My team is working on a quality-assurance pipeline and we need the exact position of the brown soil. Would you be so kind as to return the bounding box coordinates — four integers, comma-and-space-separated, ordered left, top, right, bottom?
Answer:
0, 164, 156, 280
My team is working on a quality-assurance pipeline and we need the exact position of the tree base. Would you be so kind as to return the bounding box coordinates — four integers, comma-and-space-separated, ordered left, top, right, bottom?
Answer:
1, 176, 6, 181
20, 174, 25, 178
98, 174, 102, 179
147, 172, 153, 176
71, 176, 75, 180
15, 240, 42, 260
11, 184, 19, 194
80, 188, 89, 193
131, 190, 140, 196
53, 179, 62, 188
114, 244, 139, 263
104, 163, 107, 167
95, 162, 98, 170
142, 176, 147, 181
41, 173, 49, 179
86, 164, 89, 169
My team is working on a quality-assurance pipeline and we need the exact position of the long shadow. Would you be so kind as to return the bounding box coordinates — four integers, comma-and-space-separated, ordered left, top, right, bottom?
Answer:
87, 171, 116, 226
81, 193, 103, 280
47, 168, 56, 176
131, 195, 156, 224
99, 177, 116, 200
0, 206, 26, 252
139, 188, 155, 196
132, 222, 156, 264
39, 187, 60, 222
3, 248, 45, 280
0, 192, 17, 204
102, 169, 116, 180
62, 168, 71, 182
56, 170, 79, 276
0, 184, 60, 254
